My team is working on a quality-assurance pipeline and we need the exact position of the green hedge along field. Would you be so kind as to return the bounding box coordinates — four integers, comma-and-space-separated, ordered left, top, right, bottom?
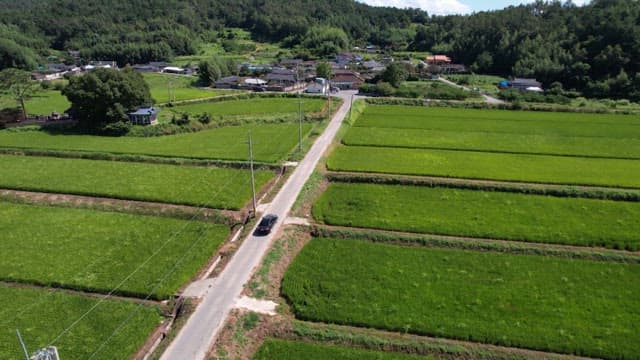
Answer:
0, 201, 229, 299
0, 155, 272, 209
313, 183, 640, 250
328, 146, 640, 189
356, 105, 640, 139
282, 239, 640, 360
0, 285, 161, 359
254, 339, 438, 360
343, 127, 640, 159
0, 123, 312, 163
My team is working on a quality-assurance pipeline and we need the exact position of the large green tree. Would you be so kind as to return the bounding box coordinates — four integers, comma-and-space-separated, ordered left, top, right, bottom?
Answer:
63, 68, 151, 133
0, 68, 39, 119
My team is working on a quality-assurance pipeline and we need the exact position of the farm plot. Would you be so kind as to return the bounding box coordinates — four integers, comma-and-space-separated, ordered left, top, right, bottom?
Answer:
254, 339, 438, 360
355, 105, 640, 139
143, 73, 228, 103
313, 183, 640, 250
343, 127, 640, 159
282, 238, 640, 360
0, 154, 273, 209
171, 97, 326, 117
0, 123, 312, 163
328, 146, 640, 188
0, 285, 161, 359
0, 201, 229, 299
0, 89, 70, 115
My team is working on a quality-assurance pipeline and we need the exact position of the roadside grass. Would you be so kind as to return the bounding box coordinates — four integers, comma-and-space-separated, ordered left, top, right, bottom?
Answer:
142, 73, 228, 103
0, 123, 312, 163
0, 285, 162, 359
343, 127, 640, 159
355, 105, 640, 139
254, 338, 439, 360
0, 154, 273, 209
328, 146, 640, 189
0, 201, 229, 298
313, 183, 640, 250
282, 238, 640, 360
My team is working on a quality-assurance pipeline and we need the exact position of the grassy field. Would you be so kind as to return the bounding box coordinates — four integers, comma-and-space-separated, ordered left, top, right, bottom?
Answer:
0, 285, 162, 359
328, 146, 640, 188
0, 89, 70, 115
142, 73, 229, 103
0, 155, 273, 209
282, 238, 640, 359
355, 105, 640, 139
445, 74, 504, 95
313, 183, 640, 250
170, 97, 326, 117
343, 127, 640, 159
254, 339, 438, 360
397, 81, 481, 101
0, 123, 312, 163
0, 201, 229, 298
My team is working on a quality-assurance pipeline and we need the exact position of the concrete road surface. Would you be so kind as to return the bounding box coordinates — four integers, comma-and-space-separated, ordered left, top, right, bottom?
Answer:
160, 91, 357, 360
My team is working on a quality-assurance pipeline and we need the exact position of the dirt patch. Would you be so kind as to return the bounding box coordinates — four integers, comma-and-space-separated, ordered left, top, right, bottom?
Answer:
0, 189, 241, 224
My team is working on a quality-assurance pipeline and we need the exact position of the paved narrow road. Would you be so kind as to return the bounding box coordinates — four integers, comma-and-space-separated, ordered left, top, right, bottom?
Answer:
438, 77, 505, 105
160, 91, 356, 360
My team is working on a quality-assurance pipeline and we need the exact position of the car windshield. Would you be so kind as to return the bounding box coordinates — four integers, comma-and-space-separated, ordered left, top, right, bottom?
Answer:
259, 217, 272, 226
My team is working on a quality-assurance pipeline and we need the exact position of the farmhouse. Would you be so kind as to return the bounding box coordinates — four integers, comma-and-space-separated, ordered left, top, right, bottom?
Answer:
426, 55, 452, 65
331, 69, 364, 90
128, 106, 159, 125
265, 68, 305, 91
215, 75, 242, 89
511, 78, 543, 92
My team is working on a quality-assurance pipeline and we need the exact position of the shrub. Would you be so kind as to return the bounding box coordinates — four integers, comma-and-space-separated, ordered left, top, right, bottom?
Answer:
101, 121, 130, 136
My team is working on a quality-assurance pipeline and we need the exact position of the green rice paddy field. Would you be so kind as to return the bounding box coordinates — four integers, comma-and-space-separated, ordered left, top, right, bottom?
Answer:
0, 285, 161, 359
171, 97, 326, 117
254, 339, 438, 360
0, 201, 229, 299
313, 183, 640, 250
0, 123, 312, 163
0, 155, 273, 209
328, 146, 640, 188
282, 238, 640, 359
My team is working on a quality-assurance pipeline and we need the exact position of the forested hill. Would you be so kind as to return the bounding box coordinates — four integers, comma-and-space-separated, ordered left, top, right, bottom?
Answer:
1, 0, 639, 100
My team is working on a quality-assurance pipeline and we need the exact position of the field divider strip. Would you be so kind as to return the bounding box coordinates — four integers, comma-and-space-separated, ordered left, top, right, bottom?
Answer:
326, 171, 640, 201
311, 225, 640, 263
339, 142, 640, 161
0, 147, 280, 170
271, 320, 593, 360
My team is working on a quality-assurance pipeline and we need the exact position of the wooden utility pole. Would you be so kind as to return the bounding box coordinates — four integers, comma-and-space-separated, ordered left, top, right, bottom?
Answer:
247, 131, 257, 217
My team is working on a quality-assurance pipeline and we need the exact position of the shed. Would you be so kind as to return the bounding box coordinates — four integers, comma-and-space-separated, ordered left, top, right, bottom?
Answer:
128, 106, 159, 125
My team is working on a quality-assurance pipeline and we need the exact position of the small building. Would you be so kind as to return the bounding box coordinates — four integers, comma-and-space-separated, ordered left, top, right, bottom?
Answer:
162, 66, 188, 75
215, 76, 242, 89
305, 78, 330, 95
362, 60, 386, 73
511, 78, 543, 91
265, 68, 304, 91
426, 55, 452, 65
331, 69, 364, 90
128, 106, 159, 126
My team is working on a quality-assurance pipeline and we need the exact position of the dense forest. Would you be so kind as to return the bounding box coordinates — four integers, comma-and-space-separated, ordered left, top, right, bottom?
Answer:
0, 0, 638, 100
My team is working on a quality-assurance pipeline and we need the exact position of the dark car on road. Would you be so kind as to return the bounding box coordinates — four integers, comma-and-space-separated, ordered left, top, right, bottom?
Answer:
254, 214, 278, 236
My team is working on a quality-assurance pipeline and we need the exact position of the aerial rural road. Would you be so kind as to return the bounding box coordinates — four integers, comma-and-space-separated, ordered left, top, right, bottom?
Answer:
438, 77, 505, 104
160, 90, 356, 360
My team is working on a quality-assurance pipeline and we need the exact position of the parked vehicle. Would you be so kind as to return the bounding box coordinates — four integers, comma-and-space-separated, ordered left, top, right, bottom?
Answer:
254, 214, 278, 236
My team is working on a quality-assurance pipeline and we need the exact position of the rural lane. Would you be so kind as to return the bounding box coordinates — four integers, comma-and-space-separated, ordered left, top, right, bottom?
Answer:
438, 77, 505, 105
160, 90, 356, 360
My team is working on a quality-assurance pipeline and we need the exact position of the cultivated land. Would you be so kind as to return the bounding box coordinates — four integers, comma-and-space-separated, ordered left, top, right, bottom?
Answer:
142, 73, 228, 103
328, 146, 640, 188
282, 238, 640, 360
0, 123, 313, 163
254, 339, 438, 360
0, 201, 229, 299
0, 285, 162, 359
0, 154, 273, 209
170, 97, 326, 118
0, 89, 70, 116
313, 183, 640, 250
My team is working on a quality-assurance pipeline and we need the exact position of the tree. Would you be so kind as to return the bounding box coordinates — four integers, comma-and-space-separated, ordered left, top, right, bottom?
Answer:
315, 61, 332, 80
0, 68, 40, 120
381, 63, 407, 88
63, 68, 151, 133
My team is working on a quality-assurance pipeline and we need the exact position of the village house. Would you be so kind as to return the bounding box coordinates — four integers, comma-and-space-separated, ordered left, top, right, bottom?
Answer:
265, 68, 304, 91
215, 75, 242, 89
128, 106, 159, 126
510, 78, 543, 92
331, 69, 364, 90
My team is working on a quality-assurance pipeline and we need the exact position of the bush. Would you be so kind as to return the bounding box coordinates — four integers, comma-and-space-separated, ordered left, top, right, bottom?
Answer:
40, 80, 52, 90
198, 112, 211, 124
101, 121, 130, 136
375, 81, 396, 96
172, 113, 190, 126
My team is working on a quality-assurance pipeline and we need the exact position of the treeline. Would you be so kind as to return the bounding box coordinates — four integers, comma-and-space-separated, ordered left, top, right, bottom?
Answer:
0, 0, 639, 100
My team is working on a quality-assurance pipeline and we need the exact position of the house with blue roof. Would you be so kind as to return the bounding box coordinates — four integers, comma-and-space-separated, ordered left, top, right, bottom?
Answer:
128, 106, 159, 125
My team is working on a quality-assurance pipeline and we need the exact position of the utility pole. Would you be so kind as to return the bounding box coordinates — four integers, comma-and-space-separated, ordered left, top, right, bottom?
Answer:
298, 91, 303, 155
16, 329, 29, 360
247, 131, 257, 217
349, 93, 354, 122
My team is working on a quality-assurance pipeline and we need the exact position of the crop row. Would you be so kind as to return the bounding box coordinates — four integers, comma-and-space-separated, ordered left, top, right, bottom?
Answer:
313, 183, 640, 250
282, 238, 640, 360
0, 285, 161, 359
328, 146, 640, 189
0, 122, 312, 163
0, 201, 229, 299
0, 154, 273, 209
